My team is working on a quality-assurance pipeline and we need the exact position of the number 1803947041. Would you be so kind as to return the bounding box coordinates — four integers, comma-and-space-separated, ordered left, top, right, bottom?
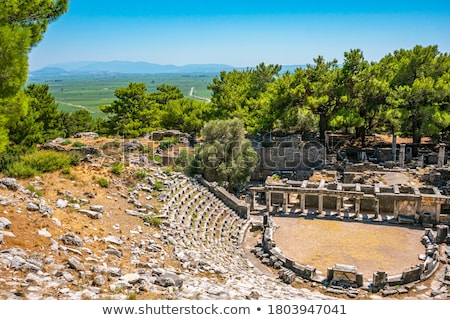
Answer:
267, 304, 347, 315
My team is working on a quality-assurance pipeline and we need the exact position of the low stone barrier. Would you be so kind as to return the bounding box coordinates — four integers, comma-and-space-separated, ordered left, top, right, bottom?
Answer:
255, 214, 444, 291
195, 175, 249, 219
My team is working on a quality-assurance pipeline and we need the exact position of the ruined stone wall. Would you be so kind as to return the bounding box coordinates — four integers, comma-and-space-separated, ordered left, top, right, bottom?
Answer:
196, 176, 249, 219
252, 141, 325, 180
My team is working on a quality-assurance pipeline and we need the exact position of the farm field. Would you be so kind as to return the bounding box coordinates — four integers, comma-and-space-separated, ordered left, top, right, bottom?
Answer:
28, 73, 215, 118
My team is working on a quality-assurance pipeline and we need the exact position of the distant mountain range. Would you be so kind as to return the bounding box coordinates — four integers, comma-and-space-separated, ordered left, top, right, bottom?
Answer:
29, 61, 305, 77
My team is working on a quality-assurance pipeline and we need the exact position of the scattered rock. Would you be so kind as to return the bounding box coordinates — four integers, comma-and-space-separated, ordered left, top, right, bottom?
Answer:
73, 132, 99, 139
67, 256, 85, 271
0, 217, 12, 230
59, 233, 83, 247
155, 272, 183, 288
78, 209, 102, 219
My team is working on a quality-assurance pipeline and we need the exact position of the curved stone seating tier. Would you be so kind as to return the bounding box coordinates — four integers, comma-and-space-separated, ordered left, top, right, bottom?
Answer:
158, 176, 251, 267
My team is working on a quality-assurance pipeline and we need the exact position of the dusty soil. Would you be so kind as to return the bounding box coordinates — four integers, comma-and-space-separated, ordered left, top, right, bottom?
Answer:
272, 217, 425, 279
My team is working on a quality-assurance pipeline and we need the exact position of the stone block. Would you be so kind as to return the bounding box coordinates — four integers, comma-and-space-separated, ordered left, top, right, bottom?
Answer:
401, 266, 421, 284
436, 225, 449, 244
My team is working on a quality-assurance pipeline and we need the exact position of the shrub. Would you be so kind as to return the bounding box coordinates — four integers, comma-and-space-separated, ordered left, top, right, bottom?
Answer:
163, 166, 172, 175
102, 141, 121, 150
6, 162, 38, 178
135, 169, 148, 180
26, 185, 43, 197
72, 141, 86, 148
97, 177, 109, 188
0, 145, 33, 173
6, 150, 73, 178
149, 154, 162, 163
143, 215, 163, 227
158, 137, 178, 150
60, 139, 72, 146
111, 161, 124, 175
153, 181, 164, 191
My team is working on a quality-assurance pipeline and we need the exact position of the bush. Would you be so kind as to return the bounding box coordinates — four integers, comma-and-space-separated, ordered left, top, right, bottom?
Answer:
135, 169, 148, 180
149, 154, 162, 163
163, 166, 172, 175
102, 141, 121, 150
0, 145, 32, 173
26, 185, 43, 197
60, 139, 72, 146
111, 161, 124, 175
72, 141, 86, 148
158, 137, 178, 150
97, 177, 109, 188
153, 181, 164, 191
143, 215, 163, 227
6, 150, 73, 178
7, 163, 38, 178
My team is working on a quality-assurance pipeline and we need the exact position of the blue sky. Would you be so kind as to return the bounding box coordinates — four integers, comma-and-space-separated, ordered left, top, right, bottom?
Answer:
28, 0, 450, 70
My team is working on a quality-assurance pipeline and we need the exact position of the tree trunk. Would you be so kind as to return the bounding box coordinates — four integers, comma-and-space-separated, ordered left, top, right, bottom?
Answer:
411, 115, 421, 156
356, 127, 366, 147
319, 114, 328, 142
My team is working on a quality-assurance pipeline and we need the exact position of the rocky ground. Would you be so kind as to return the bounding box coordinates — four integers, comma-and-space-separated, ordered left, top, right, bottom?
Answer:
0, 135, 448, 301
0, 136, 331, 300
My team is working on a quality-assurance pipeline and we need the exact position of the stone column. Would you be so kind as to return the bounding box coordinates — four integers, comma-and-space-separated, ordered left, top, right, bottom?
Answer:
336, 196, 342, 213
354, 197, 361, 218
266, 192, 272, 213
300, 194, 306, 213
392, 134, 397, 162
438, 143, 446, 168
374, 198, 380, 219
399, 144, 406, 168
418, 154, 424, 168
250, 190, 256, 211
435, 202, 441, 224
318, 194, 323, 214
393, 200, 399, 219
263, 213, 269, 227
283, 192, 288, 214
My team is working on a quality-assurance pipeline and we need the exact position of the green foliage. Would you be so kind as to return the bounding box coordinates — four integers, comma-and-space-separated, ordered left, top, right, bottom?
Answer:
59, 109, 97, 138
208, 63, 281, 120
192, 118, 258, 192
0, 144, 31, 172
175, 148, 197, 175
102, 140, 121, 150
163, 166, 173, 175
60, 139, 72, 146
158, 137, 178, 150
150, 154, 162, 163
142, 214, 163, 228
6, 150, 73, 178
100, 83, 161, 138
153, 181, 164, 191
72, 141, 86, 148
159, 98, 212, 134
8, 84, 64, 146
380, 45, 450, 145
135, 168, 148, 180
26, 184, 43, 197
111, 161, 124, 175
0, 0, 69, 152
97, 177, 109, 188
100, 82, 213, 137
